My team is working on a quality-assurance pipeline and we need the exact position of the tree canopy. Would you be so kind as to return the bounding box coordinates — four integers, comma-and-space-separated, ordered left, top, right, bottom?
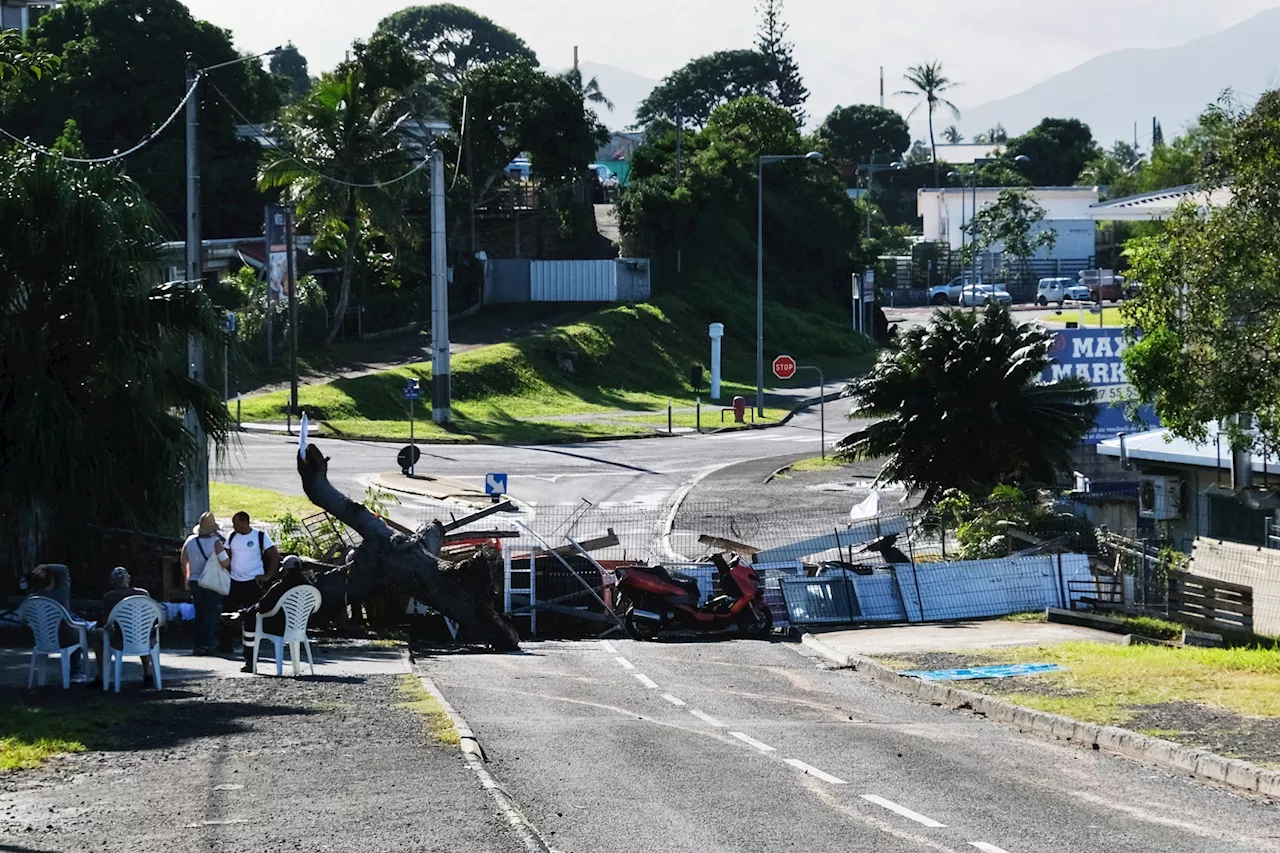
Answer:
814, 104, 911, 167
376, 3, 536, 93
837, 306, 1096, 504
897, 61, 960, 188
755, 0, 807, 125
635, 49, 775, 129
1122, 93, 1280, 453
270, 41, 312, 103
1, 0, 279, 239
1004, 117, 1100, 186
965, 188, 1057, 263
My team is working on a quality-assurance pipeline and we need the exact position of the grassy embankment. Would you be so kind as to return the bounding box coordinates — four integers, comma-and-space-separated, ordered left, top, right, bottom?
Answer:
233, 291, 876, 444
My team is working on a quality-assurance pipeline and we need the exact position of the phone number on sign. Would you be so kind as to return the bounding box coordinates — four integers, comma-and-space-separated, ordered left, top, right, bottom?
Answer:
1093, 385, 1136, 404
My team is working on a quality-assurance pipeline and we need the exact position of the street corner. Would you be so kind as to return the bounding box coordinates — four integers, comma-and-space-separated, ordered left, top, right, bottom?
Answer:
374, 471, 491, 505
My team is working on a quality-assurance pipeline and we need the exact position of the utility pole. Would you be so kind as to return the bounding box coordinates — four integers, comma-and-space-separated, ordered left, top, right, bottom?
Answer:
286, 201, 300, 416
431, 149, 451, 423
879, 66, 884, 108
676, 108, 683, 275
183, 56, 209, 534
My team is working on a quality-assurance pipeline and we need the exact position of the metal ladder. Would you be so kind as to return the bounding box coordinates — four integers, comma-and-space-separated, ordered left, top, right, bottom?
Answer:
503, 548, 537, 636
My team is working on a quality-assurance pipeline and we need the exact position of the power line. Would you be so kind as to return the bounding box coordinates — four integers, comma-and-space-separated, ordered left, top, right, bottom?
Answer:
205, 77, 433, 190
0, 73, 201, 164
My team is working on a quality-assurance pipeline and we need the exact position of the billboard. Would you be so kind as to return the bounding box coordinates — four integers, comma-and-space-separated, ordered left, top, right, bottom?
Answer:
1041, 327, 1159, 445
264, 205, 292, 303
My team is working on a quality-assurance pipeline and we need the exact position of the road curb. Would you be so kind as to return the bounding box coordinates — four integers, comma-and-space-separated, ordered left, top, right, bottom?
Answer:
798, 633, 1280, 800
415, 671, 553, 853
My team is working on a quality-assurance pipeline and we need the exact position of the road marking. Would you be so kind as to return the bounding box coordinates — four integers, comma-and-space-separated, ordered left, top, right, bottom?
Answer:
970, 845, 1013, 853
600, 641, 618, 653
730, 732, 776, 753
688, 709, 725, 727
861, 795, 947, 828
634, 673, 659, 689
784, 759, 847, 785
614, 656, 635, 670
662, 694, 686, 706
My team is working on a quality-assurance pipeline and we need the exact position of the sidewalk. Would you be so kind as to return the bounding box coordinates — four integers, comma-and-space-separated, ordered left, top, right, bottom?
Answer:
807, 620, 1123, 659
0, 643, 524, 852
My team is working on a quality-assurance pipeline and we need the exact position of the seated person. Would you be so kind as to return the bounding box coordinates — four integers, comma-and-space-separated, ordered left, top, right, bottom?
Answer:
91, 567, 160, 684
23, 563, 93, 682
233, 556, 313, 673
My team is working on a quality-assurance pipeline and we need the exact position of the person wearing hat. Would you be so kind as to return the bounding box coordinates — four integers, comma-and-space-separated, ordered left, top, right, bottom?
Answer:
234, 555, 314, 674
90, 567, 159, 684
180, 512, 230, 656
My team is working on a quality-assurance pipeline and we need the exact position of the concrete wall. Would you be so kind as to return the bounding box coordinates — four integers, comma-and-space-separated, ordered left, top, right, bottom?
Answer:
918, 187, 1101, 257
1190, 538, 1280, 637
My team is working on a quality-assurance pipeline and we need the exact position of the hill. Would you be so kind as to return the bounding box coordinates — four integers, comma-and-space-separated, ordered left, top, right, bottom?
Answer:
959, 7, 1280, 146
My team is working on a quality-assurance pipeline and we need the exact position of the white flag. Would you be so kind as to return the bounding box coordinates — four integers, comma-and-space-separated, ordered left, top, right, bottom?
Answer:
850, 488, 882, 522
298, 412, 309, 460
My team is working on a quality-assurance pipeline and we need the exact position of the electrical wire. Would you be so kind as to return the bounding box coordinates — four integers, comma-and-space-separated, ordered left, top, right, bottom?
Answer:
206, 77, 433, 190
0, 73, 202, 164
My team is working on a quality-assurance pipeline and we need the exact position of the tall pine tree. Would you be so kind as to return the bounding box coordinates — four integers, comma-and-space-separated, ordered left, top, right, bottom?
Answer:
756, 0, 808, 125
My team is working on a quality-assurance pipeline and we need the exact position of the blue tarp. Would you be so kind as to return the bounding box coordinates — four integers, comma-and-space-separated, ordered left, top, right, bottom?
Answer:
901, 663, 1066, 681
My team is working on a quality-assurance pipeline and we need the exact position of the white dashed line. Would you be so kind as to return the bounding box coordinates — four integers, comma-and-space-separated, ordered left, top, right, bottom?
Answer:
614, 656, 635, 670
861, 795, 947, 828
662, 694, 687, 706
783, 759, 847, 785
970, 844, 1013, 853
688, 710, 725, 727
730, 732, 776, 753
600, 641, 618, 653
634, 673, 659, 689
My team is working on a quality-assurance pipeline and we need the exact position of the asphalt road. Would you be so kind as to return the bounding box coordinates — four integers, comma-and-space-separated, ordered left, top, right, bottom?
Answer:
420, 638, 1280, 853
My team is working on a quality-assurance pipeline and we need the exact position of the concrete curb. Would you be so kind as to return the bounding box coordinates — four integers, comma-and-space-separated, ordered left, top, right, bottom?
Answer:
799, 633, 1280, 800
415, 671, 553, 853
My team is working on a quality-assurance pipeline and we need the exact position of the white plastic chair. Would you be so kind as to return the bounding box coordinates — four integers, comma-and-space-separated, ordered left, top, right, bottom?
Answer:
249, 585, 322, 676
103, 596, 164, 693
18, 596, 90, 689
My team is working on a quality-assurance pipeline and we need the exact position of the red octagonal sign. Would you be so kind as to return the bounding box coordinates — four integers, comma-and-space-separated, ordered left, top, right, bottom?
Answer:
773, 354, 798, 381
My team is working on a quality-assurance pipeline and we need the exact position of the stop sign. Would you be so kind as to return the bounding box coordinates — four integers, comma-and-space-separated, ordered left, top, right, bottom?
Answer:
773, 355, 798, 381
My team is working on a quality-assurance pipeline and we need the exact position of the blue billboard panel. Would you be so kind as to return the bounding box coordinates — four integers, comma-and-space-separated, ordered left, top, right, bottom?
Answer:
1040, 328, 1159, 445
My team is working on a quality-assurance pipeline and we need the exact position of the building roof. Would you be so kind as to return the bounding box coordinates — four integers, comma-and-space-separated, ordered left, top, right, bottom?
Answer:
1097, 423, 1280, 475
1087, 184, 1234, 221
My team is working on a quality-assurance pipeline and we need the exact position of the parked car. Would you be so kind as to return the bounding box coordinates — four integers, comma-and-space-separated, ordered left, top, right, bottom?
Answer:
587, 163, 620, 189
929, 275, 984, 306
1036, 277, 1090, 306
959, 284, 1012, 308
1079, 269, 1126, 303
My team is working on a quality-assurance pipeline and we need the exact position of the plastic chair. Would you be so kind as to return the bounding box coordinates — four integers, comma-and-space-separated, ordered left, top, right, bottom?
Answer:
103, 596, 164, 693
18, 596, 90, 689
249, 585, 322, 676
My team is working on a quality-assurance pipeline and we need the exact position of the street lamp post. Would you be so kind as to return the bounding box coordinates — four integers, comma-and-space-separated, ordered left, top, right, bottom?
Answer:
757, 151, 824, 418
856, 160, 905, 241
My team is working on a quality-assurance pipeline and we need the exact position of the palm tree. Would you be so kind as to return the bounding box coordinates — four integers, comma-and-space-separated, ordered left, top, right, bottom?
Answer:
260, 63, 418, 344
0, 151, 232, 569
563, 66, 613, 112
837, 306, 1096, 506
898, 61, 961, 188
942, 125, 963, 144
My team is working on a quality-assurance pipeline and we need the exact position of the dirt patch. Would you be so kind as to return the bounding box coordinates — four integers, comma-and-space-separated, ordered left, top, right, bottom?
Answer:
874, 652, 1088, 701
1128, 702, 1280, 766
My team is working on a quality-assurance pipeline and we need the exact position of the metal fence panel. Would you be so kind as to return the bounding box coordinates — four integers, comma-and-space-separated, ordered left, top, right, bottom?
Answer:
1190, 537, 1280, 637
780, 577, 858, 625
484, 259, 532, 303
616, 258, 651, 302
530, 260, 617, 302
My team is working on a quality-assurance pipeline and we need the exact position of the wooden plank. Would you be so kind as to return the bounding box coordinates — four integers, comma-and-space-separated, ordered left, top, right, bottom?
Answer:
531, 530, 619, 557
698, 534, 762, 556
442, 500, 518, 532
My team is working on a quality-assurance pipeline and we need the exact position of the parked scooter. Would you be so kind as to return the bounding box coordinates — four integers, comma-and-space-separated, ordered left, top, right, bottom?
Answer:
613, 553, 772, 640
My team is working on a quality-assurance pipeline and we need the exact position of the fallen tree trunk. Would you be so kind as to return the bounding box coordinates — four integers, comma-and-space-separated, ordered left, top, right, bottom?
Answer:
297, 443, 521, 651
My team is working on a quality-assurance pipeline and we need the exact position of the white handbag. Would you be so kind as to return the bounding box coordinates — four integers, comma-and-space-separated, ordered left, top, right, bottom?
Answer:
197, 547, 231, 596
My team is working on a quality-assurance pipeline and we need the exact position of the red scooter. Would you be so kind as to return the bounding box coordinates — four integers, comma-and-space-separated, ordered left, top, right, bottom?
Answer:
613, 554, 773, 640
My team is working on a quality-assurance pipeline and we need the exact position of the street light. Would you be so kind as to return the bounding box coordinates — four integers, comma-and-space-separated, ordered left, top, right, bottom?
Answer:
856, 161, 905, 240
965, 154, 1031, 313
757, 151, 823, 417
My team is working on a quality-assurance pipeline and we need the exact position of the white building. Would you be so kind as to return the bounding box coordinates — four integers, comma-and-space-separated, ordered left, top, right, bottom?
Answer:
0, 0, 60, 33
918, 186, 1101, 261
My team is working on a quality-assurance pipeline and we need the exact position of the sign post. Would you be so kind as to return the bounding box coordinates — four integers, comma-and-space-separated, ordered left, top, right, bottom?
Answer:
775, 355, 825, 459
403, 379, 421, 476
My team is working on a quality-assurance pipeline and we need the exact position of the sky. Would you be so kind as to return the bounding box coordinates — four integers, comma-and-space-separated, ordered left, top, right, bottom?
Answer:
183, 0, 1280, 127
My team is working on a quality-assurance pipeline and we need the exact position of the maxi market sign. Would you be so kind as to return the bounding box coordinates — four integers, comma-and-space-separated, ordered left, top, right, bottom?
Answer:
1041, 328, 1159, 445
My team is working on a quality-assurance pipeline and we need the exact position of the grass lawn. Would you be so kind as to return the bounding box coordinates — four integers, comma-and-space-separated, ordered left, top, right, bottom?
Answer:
1, 700, 139, 771
1037, 306, 1126, 327
396, 674, 459, 745
231, 290, 876, 444
882, 641, 1280, 727
210, 481, 319, 523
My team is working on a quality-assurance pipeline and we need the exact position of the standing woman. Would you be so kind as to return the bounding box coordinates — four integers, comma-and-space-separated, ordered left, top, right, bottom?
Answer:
180, 512, 230, 656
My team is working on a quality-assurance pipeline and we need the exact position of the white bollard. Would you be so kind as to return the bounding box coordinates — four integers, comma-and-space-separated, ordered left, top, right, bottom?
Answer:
709, 322, 724, 402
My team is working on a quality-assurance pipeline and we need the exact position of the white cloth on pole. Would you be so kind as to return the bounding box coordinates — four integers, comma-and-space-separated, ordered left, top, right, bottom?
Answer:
299, 412, 309, 459
850, 488, 882, 522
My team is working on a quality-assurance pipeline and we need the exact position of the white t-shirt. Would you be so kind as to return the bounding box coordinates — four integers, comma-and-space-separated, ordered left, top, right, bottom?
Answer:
227, 529, 275, 582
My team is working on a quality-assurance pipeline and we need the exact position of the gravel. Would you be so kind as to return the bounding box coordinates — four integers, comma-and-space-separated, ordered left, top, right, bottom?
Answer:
1, 666, 524, 852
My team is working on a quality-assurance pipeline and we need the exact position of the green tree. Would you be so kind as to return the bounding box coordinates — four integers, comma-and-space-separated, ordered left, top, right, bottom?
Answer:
1123, 93, 1280, 453
2, 0, 279, 239
260, 60, 419, 344
941, 125, 962, 144
973, 123, 1007, 144
375, 3, 536, 93
635, 50, 775, 129
1078, 140, 1143, 197
0, 29, 57, 80
270, 41, 312, 103
814, 104, 911, 167
562, 64, 613, 112
897, 61, 961, 189
0, 150, 232, 569
755, 0, 807, 125
1004, 118, 1101, 186
837, 306, 1096, 505
965, 188, 1058, 266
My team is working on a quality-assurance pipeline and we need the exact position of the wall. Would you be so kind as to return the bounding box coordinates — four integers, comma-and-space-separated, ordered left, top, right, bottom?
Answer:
483, 259, 651, 304
1190, 538, 1280, 637
918, 187, 1101, 257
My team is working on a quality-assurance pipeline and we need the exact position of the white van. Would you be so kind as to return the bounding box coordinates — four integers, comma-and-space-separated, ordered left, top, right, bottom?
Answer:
1037, 277, 1090, 306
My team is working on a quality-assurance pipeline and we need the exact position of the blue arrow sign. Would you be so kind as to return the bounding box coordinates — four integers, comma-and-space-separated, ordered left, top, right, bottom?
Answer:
485, 473, 508, 496
403, 379, 421, 400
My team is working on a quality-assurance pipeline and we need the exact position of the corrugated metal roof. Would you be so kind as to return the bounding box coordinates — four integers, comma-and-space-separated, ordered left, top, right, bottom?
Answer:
1097, 423, 1280, 474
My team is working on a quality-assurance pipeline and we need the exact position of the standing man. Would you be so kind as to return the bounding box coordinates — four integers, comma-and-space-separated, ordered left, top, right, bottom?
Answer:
181, 512, 229, 656
226, 511, 281, 612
